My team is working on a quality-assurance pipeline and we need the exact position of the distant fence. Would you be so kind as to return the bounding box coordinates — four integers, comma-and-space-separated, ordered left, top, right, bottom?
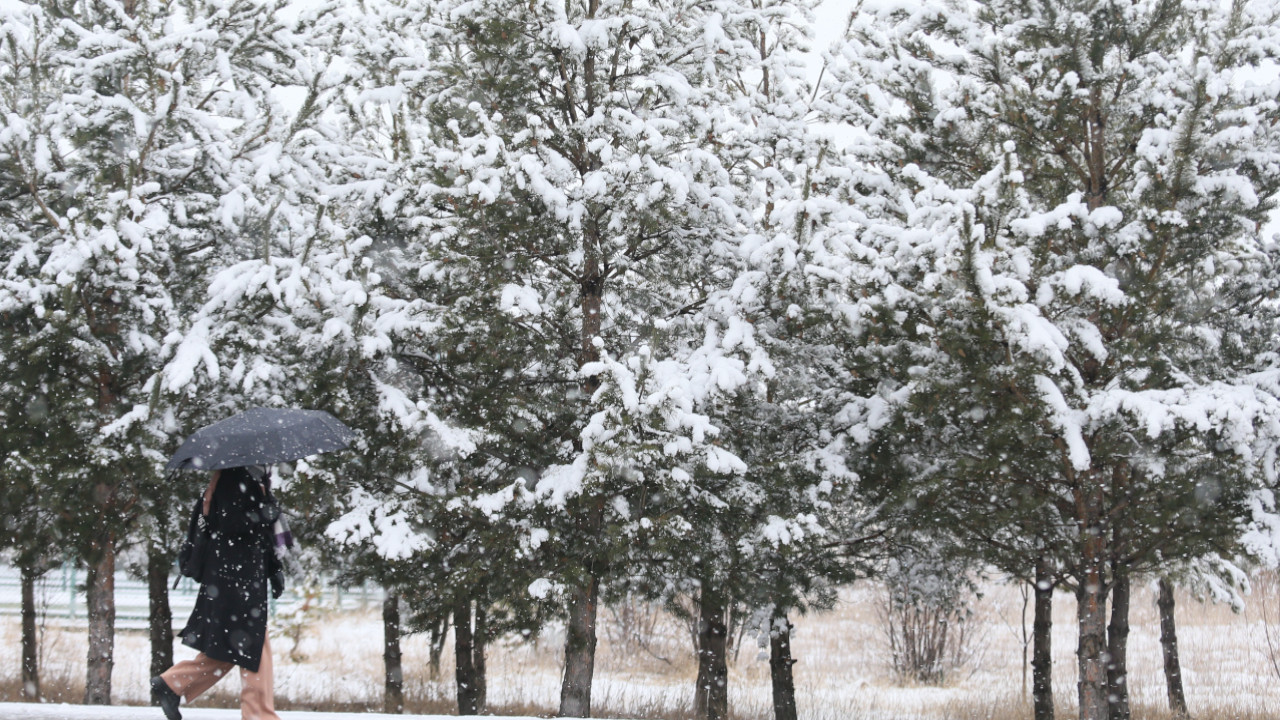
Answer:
0, 563, 383, 630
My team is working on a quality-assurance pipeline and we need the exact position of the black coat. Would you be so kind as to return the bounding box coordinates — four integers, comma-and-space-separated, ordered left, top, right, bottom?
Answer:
179, 467, 281, 673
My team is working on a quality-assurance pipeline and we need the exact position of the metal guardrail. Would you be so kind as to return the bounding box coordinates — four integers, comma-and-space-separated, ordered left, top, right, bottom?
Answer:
0, 563, 383, 629
0, 564, 176, 626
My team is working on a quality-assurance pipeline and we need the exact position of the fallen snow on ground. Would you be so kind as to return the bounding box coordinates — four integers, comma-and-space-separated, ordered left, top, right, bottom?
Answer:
0, 704, 549, 720
3, 581, 1277, 720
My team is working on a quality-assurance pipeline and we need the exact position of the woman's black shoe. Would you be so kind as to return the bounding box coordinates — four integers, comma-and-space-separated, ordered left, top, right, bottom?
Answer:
151, 676, 182, 720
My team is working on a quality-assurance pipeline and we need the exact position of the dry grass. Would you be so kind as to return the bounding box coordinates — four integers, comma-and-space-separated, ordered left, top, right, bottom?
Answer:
916, 697, 1277, 720
1, 578, 1277, 719
0, 620, 86, 704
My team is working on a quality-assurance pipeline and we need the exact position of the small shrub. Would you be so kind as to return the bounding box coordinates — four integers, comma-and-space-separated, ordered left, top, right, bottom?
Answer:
876, 541, 982, 685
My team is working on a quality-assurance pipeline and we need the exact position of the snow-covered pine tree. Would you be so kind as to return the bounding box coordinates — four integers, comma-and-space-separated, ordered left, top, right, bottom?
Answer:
647, 1, 895, 718
147, 12, 480, 709
0, 4, 146, 701
263, 5, 561, 713
823, 2, 1280, 719
0, 9, 73, 670
845, 207, 1079, 716
0, 350, 63, 702
386, 0, 795, 714
0, 0, 337, 702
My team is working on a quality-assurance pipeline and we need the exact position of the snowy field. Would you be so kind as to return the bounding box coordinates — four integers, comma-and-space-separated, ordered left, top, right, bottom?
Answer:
3, 580, 1279, 720
0, 706, 474, 720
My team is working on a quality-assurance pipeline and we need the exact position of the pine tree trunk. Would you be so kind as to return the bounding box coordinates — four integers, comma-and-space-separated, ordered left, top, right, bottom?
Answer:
558, 211, 606, 719
1157, 578, 1189, 719
768, 607, 798, 720
147, 546, 173, 701
559, 574, 600, 718
84, 538, 117, 705
1077, 77, 1115, 720
1032, 561, 1054, 720
383, 593, 403, 714
20, 563, 39, 702
1107, 568, 1131, 720
474, 602, 488, 715
1021, 583, 1030, 703
1075, 485, 1109, 720
455, 598, 478, 716
429, 616, 448, 681
694, 586, 729, 720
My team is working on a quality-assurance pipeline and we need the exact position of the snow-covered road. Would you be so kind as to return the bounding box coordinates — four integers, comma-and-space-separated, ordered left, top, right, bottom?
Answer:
0, 704, 556, 720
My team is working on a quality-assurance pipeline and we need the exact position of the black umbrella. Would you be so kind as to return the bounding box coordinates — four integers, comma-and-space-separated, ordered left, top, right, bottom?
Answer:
166, 407, 357, 472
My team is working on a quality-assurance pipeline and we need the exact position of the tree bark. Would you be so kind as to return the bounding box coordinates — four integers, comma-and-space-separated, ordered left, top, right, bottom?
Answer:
1157, 578, 1189, 719
1021, 582, 1030, 703
694, 586, 729, 720
557, 201, 606, 719
455, 598, 479, 716
383, 593, 404, 714
20, 563, 39, 702
84, 539, 117, 705
768, 606, 798, 720
429, 616, 448, 681
474, 601, 488, 715
559, 575, 600, 718
1107, 568, 1131, 720
147, 545, 173, 703
1075, 484, 1109, 720
1032, 560, 1055, 720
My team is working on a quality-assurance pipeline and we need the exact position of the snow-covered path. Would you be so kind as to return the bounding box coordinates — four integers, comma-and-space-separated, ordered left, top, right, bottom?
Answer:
0, 704, 556, 720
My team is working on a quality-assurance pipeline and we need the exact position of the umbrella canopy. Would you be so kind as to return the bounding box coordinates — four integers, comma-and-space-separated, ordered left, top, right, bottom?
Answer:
166, 407, 357, 472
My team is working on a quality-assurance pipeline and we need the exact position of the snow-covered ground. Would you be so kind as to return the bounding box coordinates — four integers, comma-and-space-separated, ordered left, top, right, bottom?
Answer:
0, 705, 528, 720
2, 580, 1278, 720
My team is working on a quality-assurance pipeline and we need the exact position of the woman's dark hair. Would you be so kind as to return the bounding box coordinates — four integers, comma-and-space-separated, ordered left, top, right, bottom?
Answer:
221, 466, 256, 490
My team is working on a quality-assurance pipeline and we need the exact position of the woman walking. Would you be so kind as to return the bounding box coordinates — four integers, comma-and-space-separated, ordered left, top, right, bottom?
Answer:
152, 466, 286, 720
